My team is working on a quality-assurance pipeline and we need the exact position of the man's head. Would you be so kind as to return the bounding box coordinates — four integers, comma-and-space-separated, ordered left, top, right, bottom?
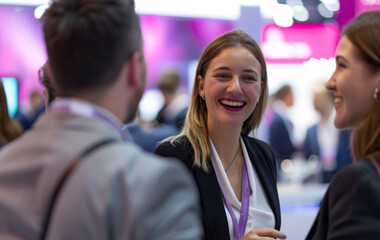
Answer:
29, 90, 44, 110
157, 70, 180, 104
273, 84, 294, 107
312, 81, 334, 117
42, 0, 146, 122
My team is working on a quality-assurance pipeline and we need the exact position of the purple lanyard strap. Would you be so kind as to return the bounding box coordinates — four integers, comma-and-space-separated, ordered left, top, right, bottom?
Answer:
218, 158, 250, 239
51, 100, 128, 141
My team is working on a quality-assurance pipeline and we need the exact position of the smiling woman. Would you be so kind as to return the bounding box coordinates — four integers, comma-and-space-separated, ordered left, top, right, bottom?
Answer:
306, 10, 380, 240
198, 46, 262, 129
155, 30, 286, 240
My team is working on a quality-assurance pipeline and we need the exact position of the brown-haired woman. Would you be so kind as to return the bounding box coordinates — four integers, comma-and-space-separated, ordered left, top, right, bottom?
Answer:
306, 10, 380, 240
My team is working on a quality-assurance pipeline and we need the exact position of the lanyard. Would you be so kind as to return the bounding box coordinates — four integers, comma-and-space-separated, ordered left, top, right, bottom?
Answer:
218, 158, 250, 239
50, 99, 128, 142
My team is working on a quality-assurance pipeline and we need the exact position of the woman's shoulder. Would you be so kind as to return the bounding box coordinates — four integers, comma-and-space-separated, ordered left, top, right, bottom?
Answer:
333, 159, 378, 181
242, 135, 272, 154
156, 135, 191, 150
329, 159, 380, 196
154, 135, 193, 166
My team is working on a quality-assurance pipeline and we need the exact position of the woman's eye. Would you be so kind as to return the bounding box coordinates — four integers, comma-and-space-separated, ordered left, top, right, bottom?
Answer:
216, 74, 229, 79
244, 76, 256, 81
337, 62, 346, 69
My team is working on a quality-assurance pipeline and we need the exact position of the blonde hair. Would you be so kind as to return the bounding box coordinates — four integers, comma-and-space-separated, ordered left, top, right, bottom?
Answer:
0, 83, 22, 144
167, 30, 268, 171
343, 11, 380, 162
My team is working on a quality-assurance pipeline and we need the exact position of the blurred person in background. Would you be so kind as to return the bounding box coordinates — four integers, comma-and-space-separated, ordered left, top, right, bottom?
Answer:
155, 30, 285, 240
38, 61, 57, 111
14, 90, 45, 131
255, 95, 274, 144
123, 110, 178, 153
0, 82, 22, 149
303, 81, 353, 183
269, 84, 297, 166
307, 10, 380, 240
0, 0, 202, 239
39, 59, 177, 154
155, 70, 189, 131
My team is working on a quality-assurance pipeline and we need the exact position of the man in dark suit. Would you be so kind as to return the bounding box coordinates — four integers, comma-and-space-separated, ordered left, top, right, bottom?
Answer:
269, 84, 296, 166
123, 120, 177, 153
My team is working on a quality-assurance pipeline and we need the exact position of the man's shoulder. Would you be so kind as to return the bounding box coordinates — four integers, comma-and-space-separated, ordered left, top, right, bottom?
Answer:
104, 141, 191, 177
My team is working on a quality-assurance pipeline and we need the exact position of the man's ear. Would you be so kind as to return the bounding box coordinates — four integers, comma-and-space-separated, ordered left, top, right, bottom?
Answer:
127, 51, 145, 89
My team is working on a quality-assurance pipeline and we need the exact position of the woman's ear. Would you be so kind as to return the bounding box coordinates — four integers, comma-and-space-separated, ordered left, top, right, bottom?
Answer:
198, 75, 205, 98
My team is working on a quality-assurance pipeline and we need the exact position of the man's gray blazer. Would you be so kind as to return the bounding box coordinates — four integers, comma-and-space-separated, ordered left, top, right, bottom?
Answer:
0, 109, 202, 240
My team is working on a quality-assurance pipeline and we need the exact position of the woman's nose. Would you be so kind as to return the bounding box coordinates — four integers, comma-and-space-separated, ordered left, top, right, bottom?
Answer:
325, 73, 336, 91
227, 76, 242, 93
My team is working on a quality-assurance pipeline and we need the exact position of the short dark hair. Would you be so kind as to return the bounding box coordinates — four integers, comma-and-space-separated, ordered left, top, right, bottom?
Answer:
42, 0, 142, 96
157, 71, 180, 95
273, 84, 292, 101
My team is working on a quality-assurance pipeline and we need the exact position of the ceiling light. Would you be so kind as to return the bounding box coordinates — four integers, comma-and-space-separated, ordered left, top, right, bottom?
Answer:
273, 4, 294, 27
293, 5, 309, 22
34, 4, 48, 19
135, 0, 240, 20
0, 0, 48, 5
238, 0, 260, 7
260, 0, 279, 19
320, 0, 340, 11
318, 3, 334, 18
286, 0, 303, 6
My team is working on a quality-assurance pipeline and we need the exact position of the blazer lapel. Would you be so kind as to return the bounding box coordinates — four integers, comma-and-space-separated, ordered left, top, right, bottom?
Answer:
242, 136, 281, 230
193, 160, 230, 240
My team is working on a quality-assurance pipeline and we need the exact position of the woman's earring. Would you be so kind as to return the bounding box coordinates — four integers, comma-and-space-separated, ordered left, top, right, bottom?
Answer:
201, 96, 205, 101
374, 88, 379, 103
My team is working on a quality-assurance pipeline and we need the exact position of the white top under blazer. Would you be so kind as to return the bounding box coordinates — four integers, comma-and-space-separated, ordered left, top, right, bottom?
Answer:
209, 137, 275, 240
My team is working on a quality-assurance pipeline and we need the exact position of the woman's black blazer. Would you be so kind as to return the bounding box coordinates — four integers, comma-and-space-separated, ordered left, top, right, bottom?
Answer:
154, 135, 281, 240
306, 155, 380, 240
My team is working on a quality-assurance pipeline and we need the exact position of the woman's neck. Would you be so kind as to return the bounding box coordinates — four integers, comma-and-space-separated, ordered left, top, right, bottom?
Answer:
208, 125, 242, 166
209, 125, 245, 201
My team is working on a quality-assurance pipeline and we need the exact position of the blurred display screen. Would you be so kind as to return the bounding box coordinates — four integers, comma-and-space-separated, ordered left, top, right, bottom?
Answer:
1, 77, 18, 117
261, 23, 339, 64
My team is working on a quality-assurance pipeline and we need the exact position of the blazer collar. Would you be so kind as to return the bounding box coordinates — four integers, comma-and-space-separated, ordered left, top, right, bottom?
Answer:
193, 157, 230, 240
192, 135, 280, 239
242, 135, 281, 229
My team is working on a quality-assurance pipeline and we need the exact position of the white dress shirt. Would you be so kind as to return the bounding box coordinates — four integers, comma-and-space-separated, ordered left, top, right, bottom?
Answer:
317, 113, 339, 171
209, 137, 275, 240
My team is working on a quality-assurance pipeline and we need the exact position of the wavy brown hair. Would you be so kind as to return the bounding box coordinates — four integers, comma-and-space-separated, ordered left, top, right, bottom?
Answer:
343, 11, 380, 162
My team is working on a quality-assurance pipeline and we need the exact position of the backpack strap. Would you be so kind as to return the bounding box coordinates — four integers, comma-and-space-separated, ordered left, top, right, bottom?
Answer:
40, 138, 120, 240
